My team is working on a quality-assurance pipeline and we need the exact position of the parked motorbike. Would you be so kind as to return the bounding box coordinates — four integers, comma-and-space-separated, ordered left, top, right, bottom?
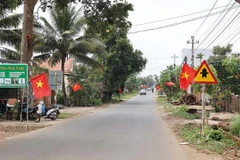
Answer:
41, 104, 60, 120
21, 106, 41, 123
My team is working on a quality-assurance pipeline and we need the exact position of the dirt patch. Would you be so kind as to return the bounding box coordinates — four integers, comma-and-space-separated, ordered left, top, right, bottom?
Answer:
0, 124, 50, 140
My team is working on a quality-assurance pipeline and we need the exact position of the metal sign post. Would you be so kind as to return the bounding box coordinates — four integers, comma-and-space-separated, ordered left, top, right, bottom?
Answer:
49, 70, 63, 104
201, 84, 206, 135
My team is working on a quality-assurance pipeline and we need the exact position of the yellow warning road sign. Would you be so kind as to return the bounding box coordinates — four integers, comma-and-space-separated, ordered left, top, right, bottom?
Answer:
194, 60, 218, 84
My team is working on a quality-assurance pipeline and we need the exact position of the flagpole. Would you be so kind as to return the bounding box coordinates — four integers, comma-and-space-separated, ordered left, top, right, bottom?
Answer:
201, 84, 206, 135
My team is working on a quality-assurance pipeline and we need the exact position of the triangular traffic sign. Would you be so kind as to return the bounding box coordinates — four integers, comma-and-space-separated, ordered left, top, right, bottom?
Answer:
194, 60, 218, 84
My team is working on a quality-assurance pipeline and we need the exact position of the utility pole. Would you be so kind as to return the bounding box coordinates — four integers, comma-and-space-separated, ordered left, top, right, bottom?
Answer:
187, 36, 199, 68
171, 54, 178, 68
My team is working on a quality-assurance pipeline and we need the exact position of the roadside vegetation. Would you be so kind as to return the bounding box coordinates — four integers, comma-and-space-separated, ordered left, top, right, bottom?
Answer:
156, 96, 240, 157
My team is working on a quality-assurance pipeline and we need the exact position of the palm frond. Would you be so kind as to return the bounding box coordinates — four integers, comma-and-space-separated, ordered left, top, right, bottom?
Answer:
0, 47, 20, 60
0, 29, 22, 47
33, 53, 51, 63
0, 13, 22, 28
39, 17, 59, 38
74, 54, 103, 71
49, 51, 62, 67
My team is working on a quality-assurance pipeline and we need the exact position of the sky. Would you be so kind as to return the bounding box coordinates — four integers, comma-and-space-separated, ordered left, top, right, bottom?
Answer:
15, 0, 240, 77
127, 0, 240, 77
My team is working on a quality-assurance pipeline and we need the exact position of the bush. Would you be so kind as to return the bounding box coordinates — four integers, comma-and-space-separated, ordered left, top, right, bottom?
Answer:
205, 128, 225, 141
212, 104, 223, 113
230, 115, 240, 137
92, 98, 103, 106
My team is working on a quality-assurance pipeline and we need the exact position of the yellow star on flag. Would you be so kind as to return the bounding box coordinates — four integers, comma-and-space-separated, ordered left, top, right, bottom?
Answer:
36, 80, 43, 88
181, 71, 189, 79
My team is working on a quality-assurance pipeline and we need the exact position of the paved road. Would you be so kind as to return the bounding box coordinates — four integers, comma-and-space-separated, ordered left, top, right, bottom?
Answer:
0, 91, 187, 160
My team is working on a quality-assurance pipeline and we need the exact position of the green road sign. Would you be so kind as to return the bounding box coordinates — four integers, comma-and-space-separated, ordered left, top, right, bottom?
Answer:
0, 64, 28, 88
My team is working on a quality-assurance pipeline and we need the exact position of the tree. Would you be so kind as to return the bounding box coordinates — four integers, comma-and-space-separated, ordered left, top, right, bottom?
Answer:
34, 4, 106, 105
207, 44, 240, 94
102, 39, 147, 101
125, 74, 138, 92
208, 44, 232, 62
222, 55, 240, 94
159, 65, 182, 99
196, 52, 204, 64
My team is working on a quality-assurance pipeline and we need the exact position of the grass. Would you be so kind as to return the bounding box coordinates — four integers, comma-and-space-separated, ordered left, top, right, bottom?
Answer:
58, 112, 76, 119
112, 91, 138, 102
156, 96, 176, 112
179, 124, 239, 154
230, 114, 240, 138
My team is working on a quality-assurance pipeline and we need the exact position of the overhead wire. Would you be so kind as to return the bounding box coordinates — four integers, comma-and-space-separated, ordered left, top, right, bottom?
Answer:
193, 0, 219, 37
217, 12, 240, 45
194, 0, 234, 52
198, 11, 240, 54
181, 0, 219, 66
132, 3, 237, 27
204, 2, 239, 46
128, 4, 239, 34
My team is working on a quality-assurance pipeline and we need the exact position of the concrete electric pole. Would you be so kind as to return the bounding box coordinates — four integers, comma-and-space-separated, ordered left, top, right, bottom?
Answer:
187, 36, 199, 68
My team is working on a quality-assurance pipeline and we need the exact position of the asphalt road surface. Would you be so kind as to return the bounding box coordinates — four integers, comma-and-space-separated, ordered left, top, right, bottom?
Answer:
0, 91, 187, 160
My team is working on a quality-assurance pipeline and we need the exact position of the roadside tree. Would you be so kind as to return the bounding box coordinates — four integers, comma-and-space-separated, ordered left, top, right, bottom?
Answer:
34, 4, 106, 105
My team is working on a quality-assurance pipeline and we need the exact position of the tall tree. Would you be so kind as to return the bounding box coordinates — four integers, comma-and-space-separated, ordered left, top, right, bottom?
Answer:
20, 0, 126, 78
102, 38, 147, 101
34, 4, 105, 105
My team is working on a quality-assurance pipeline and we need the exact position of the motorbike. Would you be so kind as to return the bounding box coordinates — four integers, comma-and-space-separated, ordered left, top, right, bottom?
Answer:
21, 106, 41, 123
41, 104, 60, 120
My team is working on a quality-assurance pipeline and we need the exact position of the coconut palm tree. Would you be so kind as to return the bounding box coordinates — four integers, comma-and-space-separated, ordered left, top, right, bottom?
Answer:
34, 4, 106, 105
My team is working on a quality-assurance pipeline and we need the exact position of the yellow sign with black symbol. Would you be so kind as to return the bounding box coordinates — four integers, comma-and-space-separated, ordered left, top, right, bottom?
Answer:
194, 60, 218, 84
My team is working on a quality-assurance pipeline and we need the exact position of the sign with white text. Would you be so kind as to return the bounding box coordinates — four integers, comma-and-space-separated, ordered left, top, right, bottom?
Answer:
0, 64, 28, 88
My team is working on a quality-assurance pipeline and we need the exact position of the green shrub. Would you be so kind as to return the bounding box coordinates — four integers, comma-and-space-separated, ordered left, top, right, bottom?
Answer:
212, 104, 223, 113
92, 98, 103, 106
179, 124, 238, 154
205, 128, 225, 141
230, 115, 240, 137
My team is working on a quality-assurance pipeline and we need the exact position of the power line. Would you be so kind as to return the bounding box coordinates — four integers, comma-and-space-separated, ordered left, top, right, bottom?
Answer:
195, 1, 235, 51
193, 0, 219, 37
132, 3, 237, 27
217, 10, 240, 44
198, 11, 240, 54
203, 2, 239, 46
128, 5, 240, 34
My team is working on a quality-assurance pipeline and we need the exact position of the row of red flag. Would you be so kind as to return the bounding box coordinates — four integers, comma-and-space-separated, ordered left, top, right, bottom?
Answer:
31, 64, 196, 99
30, 73, 81, 99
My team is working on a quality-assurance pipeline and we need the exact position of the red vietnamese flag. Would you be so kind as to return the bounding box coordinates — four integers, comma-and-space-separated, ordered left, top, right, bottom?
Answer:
30, 73, 51, 99
72, 83, 81, 92
180, 63, 196, 91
